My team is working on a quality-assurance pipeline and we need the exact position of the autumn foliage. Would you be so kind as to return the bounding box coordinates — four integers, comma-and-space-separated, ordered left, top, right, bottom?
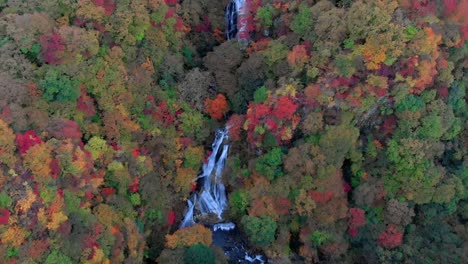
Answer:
204, 94, 230, 120
0, 118, 16, 166
0, 0, 465, 262
40, 31, 65, 65
92, 0, 116, 16
48, 119, 82, 140
165, 224, 213, 249
348, 208, 366, 237
227, 114, 245, 141
244, 91, 300, 147
77, 90, 97, 117
16, 130, 43, 154
287, 44, 310, 69
377, 224, 403, 249
0, 209, 10, 225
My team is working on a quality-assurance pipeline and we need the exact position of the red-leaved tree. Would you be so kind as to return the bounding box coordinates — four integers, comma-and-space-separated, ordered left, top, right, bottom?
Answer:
154, 101, 175, 126
92, 0, 116, 16
77, 86, 97, 117
348, 208, 366, 237
0, 209, 10, 225
49, 120, 82, 140
16, 131, 43, 154
244, 94, 300, 147
40, 31, 65, 65
377, 224, 403, 248
227, 114, 245, 141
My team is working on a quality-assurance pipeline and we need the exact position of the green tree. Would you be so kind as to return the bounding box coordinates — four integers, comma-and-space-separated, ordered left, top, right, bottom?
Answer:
179, 109, 205, 140
256, 5, 275, 28
84, 136, 111, 160
255, 147, 283, 180
261, 40, 288, 68
229, 190, 250, 217
395, 95, 425, 113
290, 4, 313, 39
241, 215, 277, 246
310, 230, 331, 246
0, 192, 12, 208
319, 124, 359, 167
45, 250, 73, 264
38, 70, 79, 102
417, 114, 443, 140
183, 244, 215, 264
253, 86, 269, 103
183, 146, 204, 170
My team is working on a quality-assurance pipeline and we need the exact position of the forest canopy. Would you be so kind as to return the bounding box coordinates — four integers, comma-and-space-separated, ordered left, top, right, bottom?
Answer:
0, 0, 466, 263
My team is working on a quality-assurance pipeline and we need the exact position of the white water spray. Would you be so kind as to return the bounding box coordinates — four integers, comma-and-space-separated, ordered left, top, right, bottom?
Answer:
213, 222, 236, 232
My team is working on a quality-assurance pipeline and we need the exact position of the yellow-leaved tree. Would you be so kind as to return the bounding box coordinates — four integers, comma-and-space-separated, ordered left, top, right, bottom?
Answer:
0, 118, 16, 167
23, 143, 52, 182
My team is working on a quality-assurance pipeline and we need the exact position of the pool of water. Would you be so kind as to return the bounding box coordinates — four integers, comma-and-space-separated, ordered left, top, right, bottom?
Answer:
211, 223, 266, 264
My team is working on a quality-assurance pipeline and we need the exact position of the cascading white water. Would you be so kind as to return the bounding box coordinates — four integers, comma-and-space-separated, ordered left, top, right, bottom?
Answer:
225, 0, 250, 47
180, 128, 230, 229
213, 222, 236, 232
178, 128, 265, 263
179, 194, 197, 228
225, 0, 238, 40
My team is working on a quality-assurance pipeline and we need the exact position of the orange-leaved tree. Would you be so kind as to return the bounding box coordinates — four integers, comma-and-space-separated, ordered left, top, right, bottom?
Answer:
165, 224, 212, 249
204, 94, 229, 120
287, 44, 310, 70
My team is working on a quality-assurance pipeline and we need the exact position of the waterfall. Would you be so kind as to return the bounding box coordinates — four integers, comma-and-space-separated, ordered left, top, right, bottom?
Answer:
179, 128, 230, 229
225, 0, 250, 47
178, 5, 264, 261
178, 129, 265, 263
225, 1, 238, 40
